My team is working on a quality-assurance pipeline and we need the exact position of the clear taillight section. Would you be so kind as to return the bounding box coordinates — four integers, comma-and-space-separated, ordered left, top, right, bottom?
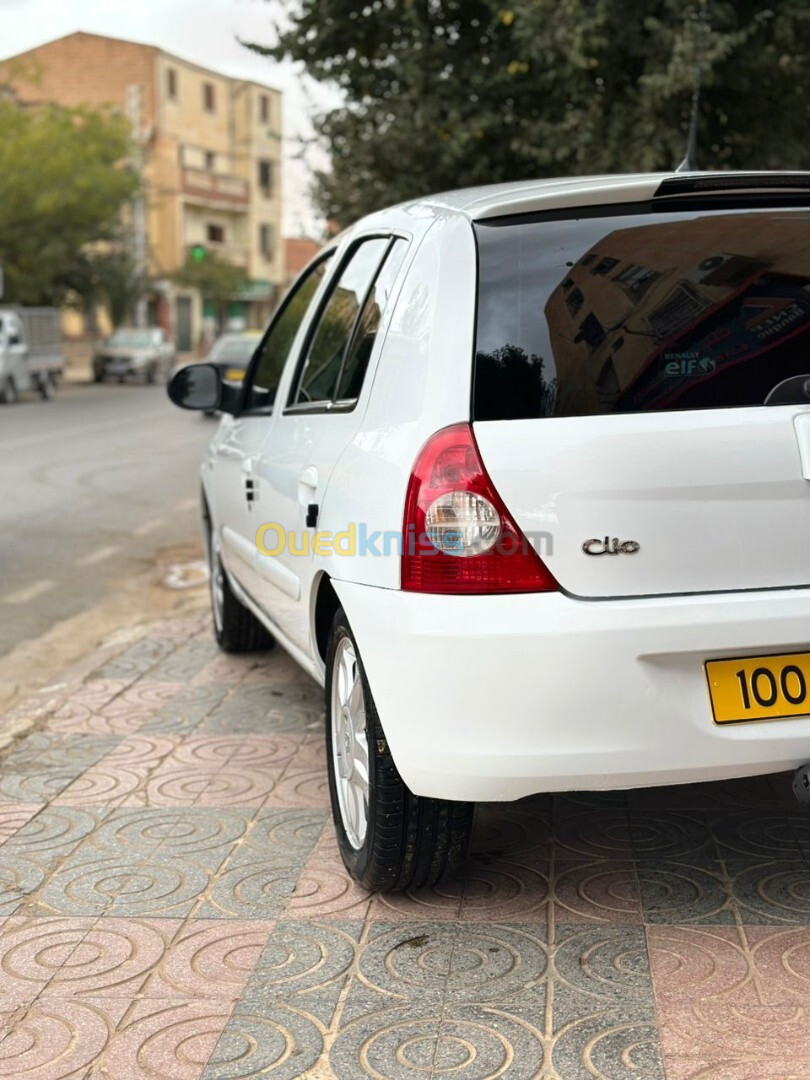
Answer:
425, 491, 500, 556
401, 422, 558, 594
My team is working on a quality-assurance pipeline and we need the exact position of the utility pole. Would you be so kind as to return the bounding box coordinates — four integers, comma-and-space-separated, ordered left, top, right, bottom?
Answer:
126, 83, 148, 327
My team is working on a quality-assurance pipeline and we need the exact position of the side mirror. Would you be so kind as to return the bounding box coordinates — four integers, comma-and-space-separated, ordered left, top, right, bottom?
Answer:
167, 363, 222, 411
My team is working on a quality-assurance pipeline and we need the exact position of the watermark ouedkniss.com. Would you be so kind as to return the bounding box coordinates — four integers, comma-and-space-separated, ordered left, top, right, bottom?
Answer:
255, 523, 554, 558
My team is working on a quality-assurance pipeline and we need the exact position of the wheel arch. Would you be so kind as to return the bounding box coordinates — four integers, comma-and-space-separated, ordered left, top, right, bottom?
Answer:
312, 572, 342, 664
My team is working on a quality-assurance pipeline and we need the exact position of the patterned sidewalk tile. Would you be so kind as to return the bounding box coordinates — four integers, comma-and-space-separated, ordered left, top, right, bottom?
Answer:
2, 612, 810, 1077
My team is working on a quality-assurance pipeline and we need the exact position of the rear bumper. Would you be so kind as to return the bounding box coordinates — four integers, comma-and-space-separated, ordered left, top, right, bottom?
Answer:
334, 581, 810, 801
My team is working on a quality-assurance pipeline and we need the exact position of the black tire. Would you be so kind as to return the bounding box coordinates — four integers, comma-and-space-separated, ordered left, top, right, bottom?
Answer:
204, 506, 273, 653
325, 607, 474, 892
38, 373, 55, 400
0, 377, 17, 404
145, 363, 156, 385
93, 371, 104, 383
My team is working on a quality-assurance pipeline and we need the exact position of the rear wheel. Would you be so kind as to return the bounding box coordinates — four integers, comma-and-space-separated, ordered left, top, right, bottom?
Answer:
325, 608, 474, 891
0, 377, 17, 404
38, 373, 55, 400
203, 505, 273, 653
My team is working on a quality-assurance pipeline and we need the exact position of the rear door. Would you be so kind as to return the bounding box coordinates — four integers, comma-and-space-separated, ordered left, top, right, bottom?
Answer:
252, 234, 408, 653
471, 198, 810, 597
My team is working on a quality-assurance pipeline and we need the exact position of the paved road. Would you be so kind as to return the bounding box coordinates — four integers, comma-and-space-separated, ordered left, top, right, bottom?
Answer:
0, 378, 215, 658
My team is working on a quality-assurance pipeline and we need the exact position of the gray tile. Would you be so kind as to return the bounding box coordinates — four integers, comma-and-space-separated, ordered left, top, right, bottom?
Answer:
551, 1005, 663, 1080
2, 807, 109, 866
725, 859, 810, 924
636, 860, 735, 924
0, 854, 45, 914
95, 637, 177, 681
195, 861, 297, 919
203, 1004, 323, 1079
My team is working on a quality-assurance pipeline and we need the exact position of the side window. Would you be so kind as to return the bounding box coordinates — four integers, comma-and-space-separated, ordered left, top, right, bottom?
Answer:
245, 254, 332, 411
336, 238, 408, 402
290, 237, 390, 407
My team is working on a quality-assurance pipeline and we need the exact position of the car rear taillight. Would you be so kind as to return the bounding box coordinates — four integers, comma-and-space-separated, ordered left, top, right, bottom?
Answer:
401, 422, 558, 594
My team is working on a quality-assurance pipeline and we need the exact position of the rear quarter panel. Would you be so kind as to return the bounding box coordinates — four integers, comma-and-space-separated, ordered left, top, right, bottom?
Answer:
315, 211, 479, 590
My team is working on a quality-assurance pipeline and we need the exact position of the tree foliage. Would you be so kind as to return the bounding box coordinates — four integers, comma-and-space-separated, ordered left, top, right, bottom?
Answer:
248, 0, 810, 225
172, 253, 247, 324
0, 100, 138, 305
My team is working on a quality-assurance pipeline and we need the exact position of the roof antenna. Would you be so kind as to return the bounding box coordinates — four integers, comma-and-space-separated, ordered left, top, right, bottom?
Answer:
677, 1, 708, 172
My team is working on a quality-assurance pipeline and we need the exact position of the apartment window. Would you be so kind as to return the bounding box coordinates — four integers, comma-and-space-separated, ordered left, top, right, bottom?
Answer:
258, 160, 274, 194
205, 151, 216, 172
260, 95, 270, 123
207, 224, 225, 244
166, 68, 178, 100
259, 224, 274, 260
203, 82, 216, 113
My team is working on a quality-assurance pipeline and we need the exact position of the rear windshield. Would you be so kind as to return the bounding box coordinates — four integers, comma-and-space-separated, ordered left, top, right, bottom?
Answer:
473, 205, 810, 420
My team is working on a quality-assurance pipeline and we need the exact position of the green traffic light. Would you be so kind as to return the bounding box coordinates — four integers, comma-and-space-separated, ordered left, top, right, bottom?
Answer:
191, 245, 207, 264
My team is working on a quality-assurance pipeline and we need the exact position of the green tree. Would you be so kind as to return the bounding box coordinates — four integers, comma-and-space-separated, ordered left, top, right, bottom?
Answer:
248, 0, 810, 226
172, 252, 247, 327
0, 100, 139, 304
85, 249, 151, 329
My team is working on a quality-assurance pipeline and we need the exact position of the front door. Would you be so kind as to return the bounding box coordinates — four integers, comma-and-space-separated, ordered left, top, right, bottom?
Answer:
213, 253, 334, 622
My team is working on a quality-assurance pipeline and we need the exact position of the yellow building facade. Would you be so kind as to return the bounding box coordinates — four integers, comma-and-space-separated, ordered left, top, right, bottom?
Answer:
6, 32, 284, 350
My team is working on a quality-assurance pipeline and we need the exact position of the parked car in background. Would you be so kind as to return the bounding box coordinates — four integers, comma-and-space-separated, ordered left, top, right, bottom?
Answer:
93, 327, 175, 385
169, 171, 810, 892
0, 306, 64, 404
205, 331, 263, 384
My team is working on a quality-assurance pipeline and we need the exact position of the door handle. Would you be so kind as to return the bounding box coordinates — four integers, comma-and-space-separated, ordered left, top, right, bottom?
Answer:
298, 466, 318, 490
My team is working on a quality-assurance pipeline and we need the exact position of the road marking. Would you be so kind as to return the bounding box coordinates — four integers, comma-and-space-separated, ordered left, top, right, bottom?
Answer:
174, 497, 198, 513
76, 545, 119, 567
132, 518, 163, 537
2, 579, 56, 605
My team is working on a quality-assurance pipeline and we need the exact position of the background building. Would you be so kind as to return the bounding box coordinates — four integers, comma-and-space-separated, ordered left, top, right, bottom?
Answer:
5, 31, 284, 351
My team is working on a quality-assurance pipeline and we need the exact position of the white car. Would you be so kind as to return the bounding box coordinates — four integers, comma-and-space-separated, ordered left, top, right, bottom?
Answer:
169, 171, 810, 890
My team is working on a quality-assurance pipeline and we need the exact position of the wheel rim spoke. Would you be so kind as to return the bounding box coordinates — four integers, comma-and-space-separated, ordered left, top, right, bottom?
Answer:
330, 636, 370, 850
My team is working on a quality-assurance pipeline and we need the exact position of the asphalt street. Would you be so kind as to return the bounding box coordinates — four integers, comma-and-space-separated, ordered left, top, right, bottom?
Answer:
0, 378, 215, 659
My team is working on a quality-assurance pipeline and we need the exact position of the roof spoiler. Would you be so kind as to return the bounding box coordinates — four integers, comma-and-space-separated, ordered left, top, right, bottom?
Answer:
655, 173, 810, 198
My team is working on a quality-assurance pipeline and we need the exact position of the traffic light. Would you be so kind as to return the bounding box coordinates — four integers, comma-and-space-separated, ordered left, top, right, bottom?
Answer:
191, 244, 207, 264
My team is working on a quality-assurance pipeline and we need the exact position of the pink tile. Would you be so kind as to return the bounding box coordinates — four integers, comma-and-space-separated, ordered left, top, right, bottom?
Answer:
0, 996, 128, 1077
54, 767, 149, 807
0, 804, 42, 844
129, 766, 280, 808
92, 998, 234, 1080
168, 734, 299, 770
745, 926, 810, 1004
283, 833, 372, 920
648, 926, 754, 1008
46, 919, 179, 998
658, 1003, 810, 1058
0, 917, 94, 1003
143, 920, 274, 999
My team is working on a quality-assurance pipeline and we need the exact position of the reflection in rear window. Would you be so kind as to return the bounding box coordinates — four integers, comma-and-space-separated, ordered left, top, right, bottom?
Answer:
473, 206, 810, 420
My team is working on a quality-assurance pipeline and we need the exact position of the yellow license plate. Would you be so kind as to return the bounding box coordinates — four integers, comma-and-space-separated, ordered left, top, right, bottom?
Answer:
706, 652, 810, 724
224, 368, 245, 382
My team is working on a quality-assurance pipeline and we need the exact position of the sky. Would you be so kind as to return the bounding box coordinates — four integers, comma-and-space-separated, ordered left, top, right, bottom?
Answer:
0, 0, 340, 235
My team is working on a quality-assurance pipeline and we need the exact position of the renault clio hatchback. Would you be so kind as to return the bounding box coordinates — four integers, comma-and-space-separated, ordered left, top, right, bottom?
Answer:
169, 172, 810, 891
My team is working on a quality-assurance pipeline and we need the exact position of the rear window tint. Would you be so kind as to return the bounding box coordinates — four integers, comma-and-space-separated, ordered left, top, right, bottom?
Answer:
473, 206, 810, 420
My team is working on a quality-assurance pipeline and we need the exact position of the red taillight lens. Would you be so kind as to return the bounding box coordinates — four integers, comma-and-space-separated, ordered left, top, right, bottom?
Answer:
401, 422, 558, 594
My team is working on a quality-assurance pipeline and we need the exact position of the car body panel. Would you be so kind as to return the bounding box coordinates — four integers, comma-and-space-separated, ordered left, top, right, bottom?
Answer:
193, 170, 810, 798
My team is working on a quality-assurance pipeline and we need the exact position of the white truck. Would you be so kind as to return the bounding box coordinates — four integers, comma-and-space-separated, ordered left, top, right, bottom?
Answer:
0, 307, 65, 404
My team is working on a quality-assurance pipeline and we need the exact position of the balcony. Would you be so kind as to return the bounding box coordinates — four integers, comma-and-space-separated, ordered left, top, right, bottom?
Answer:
181, 168, 250, 208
